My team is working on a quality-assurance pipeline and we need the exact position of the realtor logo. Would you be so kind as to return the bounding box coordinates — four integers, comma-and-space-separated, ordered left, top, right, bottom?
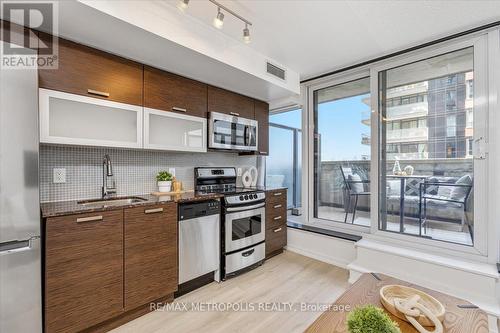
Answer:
1, 1, 58, 69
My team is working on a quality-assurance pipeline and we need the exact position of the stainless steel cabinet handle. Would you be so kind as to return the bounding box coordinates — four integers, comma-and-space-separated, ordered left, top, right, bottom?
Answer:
87, 89, 110, 98
273, 192, 283, 196
230, 112, 240, 116
273, 216, 282, 221
172, 107, 187, 113
145, 208, 164, 214
259, 151, 268, 154
273, 227, 282, 233
76, 215, 103, 223
273, 204, 282, 209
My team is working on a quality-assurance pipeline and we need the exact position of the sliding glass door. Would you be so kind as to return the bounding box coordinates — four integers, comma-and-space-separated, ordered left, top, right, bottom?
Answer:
376, 44, 487, 248
312, 77, 371, 227
305, 32, 490, 254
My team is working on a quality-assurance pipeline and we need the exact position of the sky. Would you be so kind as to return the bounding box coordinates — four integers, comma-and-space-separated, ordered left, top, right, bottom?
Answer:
268, 94, 371, 164
317, 94, 371, 161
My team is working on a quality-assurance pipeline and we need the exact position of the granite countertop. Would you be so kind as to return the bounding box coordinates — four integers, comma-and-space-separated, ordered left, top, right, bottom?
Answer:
41, 192, 224, 218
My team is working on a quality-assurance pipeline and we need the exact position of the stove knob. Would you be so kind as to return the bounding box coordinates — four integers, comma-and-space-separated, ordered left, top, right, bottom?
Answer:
239, 195, 244, 201
253, 194, 258, 199
244, 195, 249, 200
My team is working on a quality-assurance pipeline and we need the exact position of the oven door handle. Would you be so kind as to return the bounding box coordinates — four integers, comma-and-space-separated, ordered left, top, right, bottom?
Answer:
225, 202, 265, 213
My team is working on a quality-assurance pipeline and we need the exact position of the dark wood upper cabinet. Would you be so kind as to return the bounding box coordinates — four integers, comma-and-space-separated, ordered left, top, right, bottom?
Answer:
144, 66, 208, 118
45, 210, 124, 333
254, 100, 270, 155
208, 86, 255, 119
124, 203, 178, 311
38, 33, 143, 106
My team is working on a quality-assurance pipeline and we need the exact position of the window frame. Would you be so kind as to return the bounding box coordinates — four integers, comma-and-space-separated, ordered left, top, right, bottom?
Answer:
268, 107, 303, 210
370, 34, 488, 256
302, 29, 497, 260
307, 69, 372, 235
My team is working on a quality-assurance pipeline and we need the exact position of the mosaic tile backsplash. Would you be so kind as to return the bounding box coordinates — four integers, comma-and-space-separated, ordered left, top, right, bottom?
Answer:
40, 145, 258, 202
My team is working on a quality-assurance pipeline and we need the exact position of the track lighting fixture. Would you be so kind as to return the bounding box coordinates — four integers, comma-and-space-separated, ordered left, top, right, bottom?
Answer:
177, 0, 253, 43
177, 0, 189, 12
243, 24, 250, 44
213, 7, 224, 29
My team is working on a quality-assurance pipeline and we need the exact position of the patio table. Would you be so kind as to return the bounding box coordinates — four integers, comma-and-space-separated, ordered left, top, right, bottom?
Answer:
386, 175, 429, 233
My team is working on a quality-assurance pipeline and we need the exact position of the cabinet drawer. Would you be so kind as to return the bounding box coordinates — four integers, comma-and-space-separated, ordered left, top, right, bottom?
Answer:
265, 224, 287, 256
45, 210, 123, 333
266, 207, 287, 230
266, 189, 287, 204
38, 34, 143, 106
124, 203, 177, 310
144, 66, 207, 118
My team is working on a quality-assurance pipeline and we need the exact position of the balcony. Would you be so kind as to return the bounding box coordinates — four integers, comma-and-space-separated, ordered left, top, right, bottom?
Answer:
386, 102, 428, 120
387, 81, 428, 98
316, 158, 473, 246
387, 127, 428, 143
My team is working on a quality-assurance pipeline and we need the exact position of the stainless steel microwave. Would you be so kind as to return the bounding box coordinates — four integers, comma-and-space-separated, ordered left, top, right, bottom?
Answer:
208, 112, 258, 151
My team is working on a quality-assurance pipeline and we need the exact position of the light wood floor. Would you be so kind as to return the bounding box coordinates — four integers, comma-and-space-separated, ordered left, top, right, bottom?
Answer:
111, 251, 349, 333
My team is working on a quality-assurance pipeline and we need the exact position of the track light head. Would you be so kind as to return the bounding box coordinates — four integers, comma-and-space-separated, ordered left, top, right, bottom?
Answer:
243, 24, 251, 44
177, 0, 189, 12
213, 8, 224, 29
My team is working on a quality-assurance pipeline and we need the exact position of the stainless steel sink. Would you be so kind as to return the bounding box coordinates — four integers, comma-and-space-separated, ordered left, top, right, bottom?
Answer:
77, 196, 148, 208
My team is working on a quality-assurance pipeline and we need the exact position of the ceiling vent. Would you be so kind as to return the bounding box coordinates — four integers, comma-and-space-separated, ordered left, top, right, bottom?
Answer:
266, 62, 286, 81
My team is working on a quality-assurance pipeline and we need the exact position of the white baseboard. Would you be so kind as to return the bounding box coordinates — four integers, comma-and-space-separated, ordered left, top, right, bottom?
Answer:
286, 228, 356, 270
285, 245, 350, 269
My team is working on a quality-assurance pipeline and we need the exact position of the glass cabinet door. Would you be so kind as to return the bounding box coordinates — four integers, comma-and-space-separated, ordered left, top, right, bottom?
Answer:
144, 108, 207, 152
39, 88, 143, 148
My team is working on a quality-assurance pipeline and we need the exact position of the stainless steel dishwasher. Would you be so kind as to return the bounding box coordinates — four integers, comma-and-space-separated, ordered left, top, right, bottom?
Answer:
178, 200, 221, 295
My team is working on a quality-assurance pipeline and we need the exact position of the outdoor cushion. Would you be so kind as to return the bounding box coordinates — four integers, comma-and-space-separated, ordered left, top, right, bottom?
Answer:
450, 174, 472, 201
436, 177, 458, 197
348, 174, 364, 193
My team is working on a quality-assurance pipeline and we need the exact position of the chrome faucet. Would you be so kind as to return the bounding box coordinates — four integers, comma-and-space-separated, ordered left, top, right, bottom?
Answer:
102, 154, 116, 198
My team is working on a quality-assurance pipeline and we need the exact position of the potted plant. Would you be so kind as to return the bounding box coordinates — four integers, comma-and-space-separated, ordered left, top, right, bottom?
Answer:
156, 171, 173, 192
347, 305, 401, 333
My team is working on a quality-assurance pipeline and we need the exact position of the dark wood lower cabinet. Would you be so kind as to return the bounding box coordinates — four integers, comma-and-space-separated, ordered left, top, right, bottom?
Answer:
45, 203, 178, 333
124, 203, 178, 310
45, 210, 124, 333
265, 189, 288, 258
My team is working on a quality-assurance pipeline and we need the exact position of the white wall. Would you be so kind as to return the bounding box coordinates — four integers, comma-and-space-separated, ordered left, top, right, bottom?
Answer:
286, 228, 356, 269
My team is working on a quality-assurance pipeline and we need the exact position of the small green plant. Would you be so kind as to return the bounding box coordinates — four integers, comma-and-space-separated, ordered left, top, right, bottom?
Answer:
347, 305, 400, 333
156, 171, 173, 182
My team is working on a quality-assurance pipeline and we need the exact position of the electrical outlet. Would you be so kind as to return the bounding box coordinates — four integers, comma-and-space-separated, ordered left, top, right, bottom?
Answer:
168, 168, 176, 177
237, 168, 242, 177
53, 168, 66, 183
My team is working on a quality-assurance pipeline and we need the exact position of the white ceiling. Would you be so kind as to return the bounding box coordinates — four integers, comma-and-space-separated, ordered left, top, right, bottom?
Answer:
176, 0, 500, 80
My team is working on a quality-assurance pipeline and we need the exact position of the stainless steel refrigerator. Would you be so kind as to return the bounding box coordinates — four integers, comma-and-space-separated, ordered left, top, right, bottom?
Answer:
0, 40, 42, 332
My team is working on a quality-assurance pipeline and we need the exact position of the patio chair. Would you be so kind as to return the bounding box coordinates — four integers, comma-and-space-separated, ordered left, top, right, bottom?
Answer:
418, 175, 473, 239
340, 166, 370, 223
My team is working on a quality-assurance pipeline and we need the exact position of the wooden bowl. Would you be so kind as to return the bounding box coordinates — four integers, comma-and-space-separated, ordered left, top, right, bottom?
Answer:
380, 285, 445, 327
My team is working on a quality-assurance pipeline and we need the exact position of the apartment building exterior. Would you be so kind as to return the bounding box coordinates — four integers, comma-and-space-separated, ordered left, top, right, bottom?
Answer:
362, 72, 474, 160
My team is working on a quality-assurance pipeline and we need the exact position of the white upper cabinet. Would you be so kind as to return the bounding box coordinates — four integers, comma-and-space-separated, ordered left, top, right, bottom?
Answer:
143, 107, 207, 152
39, 88, 143, 148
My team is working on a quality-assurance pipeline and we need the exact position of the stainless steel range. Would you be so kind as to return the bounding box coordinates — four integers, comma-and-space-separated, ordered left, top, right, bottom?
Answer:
194, 167, 265, 279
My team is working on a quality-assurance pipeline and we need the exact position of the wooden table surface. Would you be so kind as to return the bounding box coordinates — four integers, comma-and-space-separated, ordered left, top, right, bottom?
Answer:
305, 273, 489, 333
